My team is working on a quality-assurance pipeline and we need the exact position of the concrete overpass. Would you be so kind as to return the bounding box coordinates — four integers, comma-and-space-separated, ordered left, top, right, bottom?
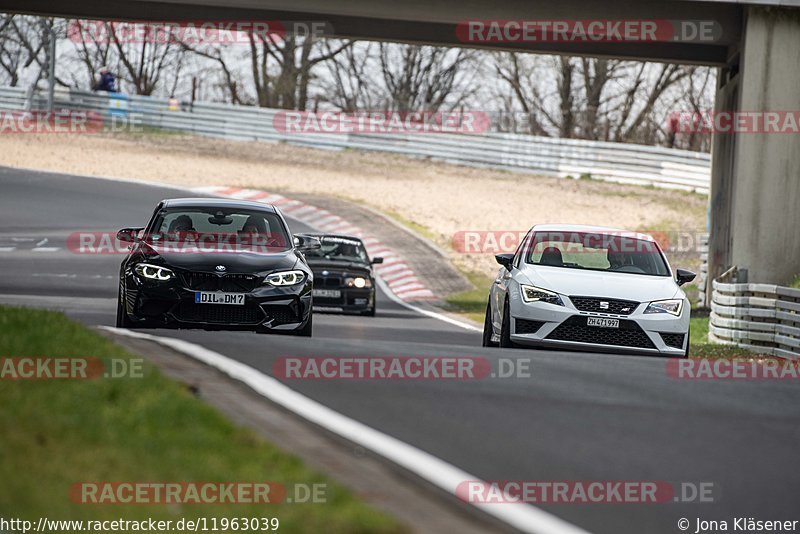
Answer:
2, 0, 800, 287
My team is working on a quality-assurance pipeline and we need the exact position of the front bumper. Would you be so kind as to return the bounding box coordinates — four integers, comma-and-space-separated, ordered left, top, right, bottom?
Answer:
312, 287, 374, 313
123, 275, 312, 332
508, 292, 689, 356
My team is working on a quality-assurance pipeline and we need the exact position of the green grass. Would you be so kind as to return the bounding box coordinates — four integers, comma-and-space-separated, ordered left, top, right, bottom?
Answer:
790, 274, 800, 289
689, 315, 763, 358
0, 305, 404, 533
379, 208, 440, 243
442, 271, 493, 324
690, 315, 710, 346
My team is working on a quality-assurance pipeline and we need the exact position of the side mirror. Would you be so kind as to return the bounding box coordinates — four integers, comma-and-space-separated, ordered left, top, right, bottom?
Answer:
116, 227, 142, 244
495, 253, 514, 270
676, 268, 696, 286
294, 234, 321, 252
371, 257, 384, 265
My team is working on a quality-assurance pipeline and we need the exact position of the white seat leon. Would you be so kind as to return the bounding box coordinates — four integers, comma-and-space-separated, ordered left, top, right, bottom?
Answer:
483, 225, 695, 357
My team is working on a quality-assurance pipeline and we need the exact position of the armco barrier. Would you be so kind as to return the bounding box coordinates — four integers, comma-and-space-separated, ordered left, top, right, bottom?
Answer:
0, 86, 712, 193
710, 278, 800, 358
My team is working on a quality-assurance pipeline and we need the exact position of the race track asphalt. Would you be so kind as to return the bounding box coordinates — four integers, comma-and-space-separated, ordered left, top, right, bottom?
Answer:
2, 166, 799, 534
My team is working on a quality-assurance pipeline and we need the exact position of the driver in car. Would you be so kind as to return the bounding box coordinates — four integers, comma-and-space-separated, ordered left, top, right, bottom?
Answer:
239, 215, 284, 249
167, 215, 195, 240
607, 247, 632, 270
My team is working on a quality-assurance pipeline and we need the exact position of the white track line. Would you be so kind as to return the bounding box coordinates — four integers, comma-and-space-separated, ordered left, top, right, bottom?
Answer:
100, 326, 588, 534
375, 277, 482, 332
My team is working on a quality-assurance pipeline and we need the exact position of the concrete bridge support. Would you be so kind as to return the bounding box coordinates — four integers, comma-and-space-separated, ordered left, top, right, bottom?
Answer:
708, 6, 800, 288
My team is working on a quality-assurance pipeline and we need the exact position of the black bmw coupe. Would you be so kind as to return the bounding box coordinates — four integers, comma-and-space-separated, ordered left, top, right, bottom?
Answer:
115, 198, 320, 335
304, 234, 383, 316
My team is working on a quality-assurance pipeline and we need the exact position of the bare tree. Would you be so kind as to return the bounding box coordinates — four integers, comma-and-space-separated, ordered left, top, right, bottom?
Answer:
493, 52, 548, 135
67, 21, 186, 95
664, 66, 715, 151
110, 23, 185, 95
320, 41, 375, 111
494, 54, 583, 138
376, 43, 477, 113
0, 15, 66, 88
0, 15, 25, 86
610, 63, 689, 143
178, 42, 247, 104
247, 32, 351, 109
68, 19, 114, 89
494, 51, 703, 148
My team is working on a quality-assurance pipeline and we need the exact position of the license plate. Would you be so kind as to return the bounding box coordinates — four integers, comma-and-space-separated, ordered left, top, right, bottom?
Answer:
194, 292, 245, 305
587, 317, 619, 328
313, 289, 341, 298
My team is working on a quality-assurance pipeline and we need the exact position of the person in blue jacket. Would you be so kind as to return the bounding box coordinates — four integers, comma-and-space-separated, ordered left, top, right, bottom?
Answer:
93, 67, 117, 93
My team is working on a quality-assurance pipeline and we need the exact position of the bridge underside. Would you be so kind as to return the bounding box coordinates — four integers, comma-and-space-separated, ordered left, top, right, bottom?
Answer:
1, 0, 743, 65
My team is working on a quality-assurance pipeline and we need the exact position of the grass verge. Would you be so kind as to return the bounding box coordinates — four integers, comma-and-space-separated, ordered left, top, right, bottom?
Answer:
442, 270, 493, 324
0, 305, 404, 533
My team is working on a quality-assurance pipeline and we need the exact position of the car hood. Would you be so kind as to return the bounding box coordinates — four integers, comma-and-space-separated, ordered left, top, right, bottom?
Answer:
520, 265, 681, 302
138, 242, 299, 274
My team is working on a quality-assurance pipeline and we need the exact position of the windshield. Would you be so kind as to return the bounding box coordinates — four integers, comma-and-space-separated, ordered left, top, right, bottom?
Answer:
524, 231, 670, 276
148, 207, 291, 252
305, 236, 369, 264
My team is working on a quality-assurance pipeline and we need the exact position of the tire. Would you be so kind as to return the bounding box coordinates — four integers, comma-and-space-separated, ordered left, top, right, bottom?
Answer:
499, 298, 516, 348
116, 283, 132, 328
363, 305, 376, 317
295, 313, 313, 337
482, 301, 498, 347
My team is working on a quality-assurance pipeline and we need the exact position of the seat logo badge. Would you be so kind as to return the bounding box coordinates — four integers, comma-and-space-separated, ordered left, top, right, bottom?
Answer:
215, 265, 226, 272
322, 270, 329, 276
600, 301, 609, 309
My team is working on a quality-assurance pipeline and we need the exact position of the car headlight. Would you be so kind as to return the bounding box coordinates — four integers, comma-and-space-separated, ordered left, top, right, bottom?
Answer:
644, 299, 684, 316
134, 263, 174, 281
520, 285, 563, 306
345, 276, 371, 288
265, 270, 306, 286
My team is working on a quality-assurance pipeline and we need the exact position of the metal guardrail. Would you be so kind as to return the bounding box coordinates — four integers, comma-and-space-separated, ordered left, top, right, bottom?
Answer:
0, 86, 712, 193
710, 277, 800, 358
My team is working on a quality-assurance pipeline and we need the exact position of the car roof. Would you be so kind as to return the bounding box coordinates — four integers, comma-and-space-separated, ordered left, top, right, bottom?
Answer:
161, 197, 278, 212
304, 233, 365, 243
531, 224, 656, 242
